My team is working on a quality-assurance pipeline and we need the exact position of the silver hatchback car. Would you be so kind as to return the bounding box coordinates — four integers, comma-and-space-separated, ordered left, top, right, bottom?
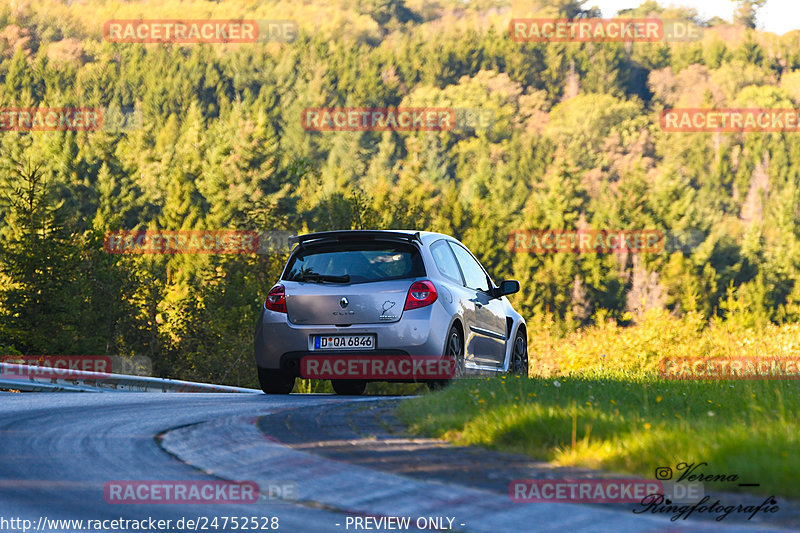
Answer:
254, 230, 528, 395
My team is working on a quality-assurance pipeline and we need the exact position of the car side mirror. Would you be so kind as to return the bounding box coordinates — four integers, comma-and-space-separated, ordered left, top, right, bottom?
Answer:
492, 280, 520, 299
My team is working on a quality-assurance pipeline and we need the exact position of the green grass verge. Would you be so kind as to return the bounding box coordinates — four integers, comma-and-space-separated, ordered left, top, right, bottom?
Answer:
396, 373, 800, 500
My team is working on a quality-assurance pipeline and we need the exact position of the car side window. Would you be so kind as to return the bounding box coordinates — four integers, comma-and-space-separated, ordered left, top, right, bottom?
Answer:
448, 242, 490, 292
430, 240, 463, 283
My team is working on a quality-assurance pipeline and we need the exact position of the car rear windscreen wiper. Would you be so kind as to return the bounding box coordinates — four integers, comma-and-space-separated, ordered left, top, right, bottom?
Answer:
297, 272, 351, 283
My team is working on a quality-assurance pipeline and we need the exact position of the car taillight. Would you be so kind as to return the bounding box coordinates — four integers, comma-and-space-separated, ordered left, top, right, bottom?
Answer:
265, 284, 287, 313
404, 280, 437, 311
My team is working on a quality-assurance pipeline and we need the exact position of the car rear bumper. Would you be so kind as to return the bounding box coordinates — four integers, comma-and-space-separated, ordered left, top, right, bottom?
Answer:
254, 303, 451, 373
277, 350, 413, 379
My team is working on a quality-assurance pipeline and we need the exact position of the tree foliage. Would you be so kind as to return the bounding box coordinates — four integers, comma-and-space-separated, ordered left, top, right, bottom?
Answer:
0, 0, 797, 385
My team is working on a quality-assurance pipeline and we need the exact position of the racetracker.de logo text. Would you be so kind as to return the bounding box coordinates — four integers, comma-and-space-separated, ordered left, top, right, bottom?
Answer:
302, 108, 456, 132
104, 481, 259, 504
508, 229, 664, 254
661, 109, 800, 132
301, 355, 456, 380
103, 20, 298, 44
510, 479, 663, 503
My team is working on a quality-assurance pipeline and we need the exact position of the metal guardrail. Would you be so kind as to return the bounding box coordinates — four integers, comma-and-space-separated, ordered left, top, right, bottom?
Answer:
0, 362, 259, 393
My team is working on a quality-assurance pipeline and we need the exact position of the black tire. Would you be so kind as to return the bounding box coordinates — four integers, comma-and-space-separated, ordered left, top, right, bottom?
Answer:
510, 329, 528, 377
331, 379, 366, 396
258, 367, 295, 394
427, 324, 464, 391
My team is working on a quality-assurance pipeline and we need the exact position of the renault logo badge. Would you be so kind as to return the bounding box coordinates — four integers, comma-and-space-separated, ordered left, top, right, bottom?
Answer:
339, 297, 349, 308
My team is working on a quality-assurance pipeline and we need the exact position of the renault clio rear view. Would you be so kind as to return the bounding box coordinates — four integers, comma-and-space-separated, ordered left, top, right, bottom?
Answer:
254, 230, 528, 395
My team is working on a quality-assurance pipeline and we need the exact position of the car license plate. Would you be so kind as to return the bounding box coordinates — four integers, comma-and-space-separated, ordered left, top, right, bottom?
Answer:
313, 335, 375, 350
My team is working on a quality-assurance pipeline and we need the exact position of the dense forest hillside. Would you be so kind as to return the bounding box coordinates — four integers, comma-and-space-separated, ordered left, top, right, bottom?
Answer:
1, 0, 799, 385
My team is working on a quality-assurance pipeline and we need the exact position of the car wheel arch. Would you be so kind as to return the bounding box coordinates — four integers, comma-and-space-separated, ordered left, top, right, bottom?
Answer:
508, 322, 529, 375
445, 318, 465, 352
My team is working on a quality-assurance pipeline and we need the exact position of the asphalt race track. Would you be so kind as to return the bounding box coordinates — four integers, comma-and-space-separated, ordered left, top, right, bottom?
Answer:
0, 393, 792, 533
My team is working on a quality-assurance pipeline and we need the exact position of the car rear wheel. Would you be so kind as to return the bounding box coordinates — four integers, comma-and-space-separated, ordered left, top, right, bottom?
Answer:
510, 329, 528, 376
331, 380, 367, 395
427, 324, 464, 390
258, 367, 295, 394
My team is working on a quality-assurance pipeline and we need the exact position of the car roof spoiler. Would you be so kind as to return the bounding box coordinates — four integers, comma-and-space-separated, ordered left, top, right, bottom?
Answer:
289, 230, 422, 247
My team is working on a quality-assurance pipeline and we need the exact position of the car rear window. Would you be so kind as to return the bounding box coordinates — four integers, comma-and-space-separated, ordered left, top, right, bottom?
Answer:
283, 241, 426, 284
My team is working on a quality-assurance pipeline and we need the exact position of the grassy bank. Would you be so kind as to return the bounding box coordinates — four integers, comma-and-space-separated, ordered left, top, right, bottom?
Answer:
397, 312, 800, 500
